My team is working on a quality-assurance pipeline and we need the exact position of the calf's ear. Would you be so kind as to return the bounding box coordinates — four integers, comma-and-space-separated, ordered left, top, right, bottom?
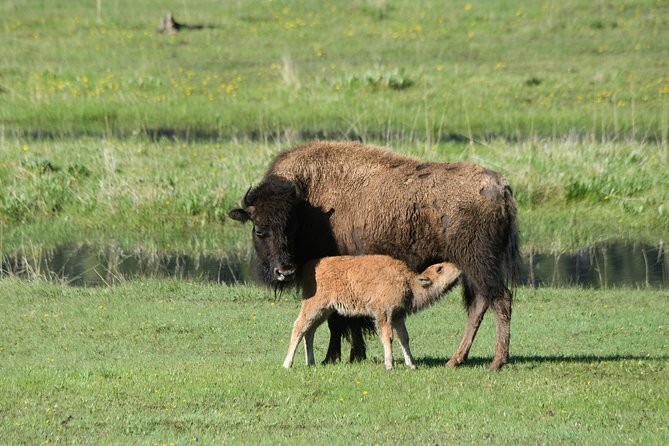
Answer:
228, 208, 251, 223
417, 277, 433, 288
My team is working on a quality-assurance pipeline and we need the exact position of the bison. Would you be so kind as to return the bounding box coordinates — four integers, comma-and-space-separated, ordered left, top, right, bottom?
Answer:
228, 141, 520, 370
283, 255, 461, 370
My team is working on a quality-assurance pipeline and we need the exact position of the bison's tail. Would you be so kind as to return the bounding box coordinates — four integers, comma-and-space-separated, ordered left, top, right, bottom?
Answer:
503, 184, 522, 288
341, 315, 377, 339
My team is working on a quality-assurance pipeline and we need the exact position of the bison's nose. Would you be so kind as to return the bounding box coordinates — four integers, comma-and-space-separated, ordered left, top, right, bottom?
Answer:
274, 265, 296, 282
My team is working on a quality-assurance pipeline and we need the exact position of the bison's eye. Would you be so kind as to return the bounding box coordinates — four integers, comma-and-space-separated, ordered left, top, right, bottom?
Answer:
254, 228, 268, 239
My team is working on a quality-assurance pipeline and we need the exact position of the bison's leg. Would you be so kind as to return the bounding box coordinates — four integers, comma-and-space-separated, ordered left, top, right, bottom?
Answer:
447, 282, 489, 368
488, 286, 512, 370
323, 315, 370, 364
323, 314, 344, 364
392, 318, 416, 369
348, 318, 367, 363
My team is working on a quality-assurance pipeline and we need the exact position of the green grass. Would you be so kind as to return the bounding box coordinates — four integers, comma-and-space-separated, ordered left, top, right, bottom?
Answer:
1, 138, 667, 255
2, 0, 669, 139
2, 2, 667, 443
1, 280, 667, 444
2, 0, 669, 255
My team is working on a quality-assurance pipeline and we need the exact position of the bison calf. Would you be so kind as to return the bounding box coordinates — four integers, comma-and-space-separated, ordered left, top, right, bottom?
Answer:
283, 255, 460, 370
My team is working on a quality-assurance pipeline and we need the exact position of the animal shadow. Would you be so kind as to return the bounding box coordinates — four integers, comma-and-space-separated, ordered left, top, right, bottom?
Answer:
415, 354, 669, 369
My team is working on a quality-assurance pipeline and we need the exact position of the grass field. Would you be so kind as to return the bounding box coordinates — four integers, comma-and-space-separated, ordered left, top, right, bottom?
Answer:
0, 280, 667, 444
1, 137, 667, 256
2, 0, 669, 255
1, 2, 668, 443
2, 0, 669, 139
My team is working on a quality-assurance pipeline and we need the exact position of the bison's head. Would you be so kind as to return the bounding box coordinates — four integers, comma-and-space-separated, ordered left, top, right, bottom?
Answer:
228, 175, 301, 285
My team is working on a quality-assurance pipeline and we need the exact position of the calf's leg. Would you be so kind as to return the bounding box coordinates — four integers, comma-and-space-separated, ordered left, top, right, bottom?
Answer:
304, 308, 334, 366
392, 318, 416, 369
377, 314, 394, 370
283, 315, 307, 368
284, 302, 332, 368
304, 325, 318, 365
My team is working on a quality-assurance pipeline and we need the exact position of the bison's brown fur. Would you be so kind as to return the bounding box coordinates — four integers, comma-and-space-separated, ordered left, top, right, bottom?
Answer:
283, 255, 461, 370
229, 141, 520, 370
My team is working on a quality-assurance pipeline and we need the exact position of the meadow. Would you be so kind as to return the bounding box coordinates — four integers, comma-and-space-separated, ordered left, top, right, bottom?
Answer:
0, 280, 667, 444
1, 137, 667, 257
1, 0, 668, 255
1, 1, 669, 444
2, 0, 669, 140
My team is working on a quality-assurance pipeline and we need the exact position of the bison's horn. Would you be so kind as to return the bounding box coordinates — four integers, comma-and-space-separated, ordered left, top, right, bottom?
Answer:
241, 186, 253, 207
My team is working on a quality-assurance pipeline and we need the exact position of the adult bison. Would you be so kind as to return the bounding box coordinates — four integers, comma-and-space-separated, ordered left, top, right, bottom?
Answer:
228, 141, 520, 370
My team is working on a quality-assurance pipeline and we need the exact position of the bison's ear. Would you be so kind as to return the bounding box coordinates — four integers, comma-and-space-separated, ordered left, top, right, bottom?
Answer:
228, 208, 251, 223
417, 276, 433, 288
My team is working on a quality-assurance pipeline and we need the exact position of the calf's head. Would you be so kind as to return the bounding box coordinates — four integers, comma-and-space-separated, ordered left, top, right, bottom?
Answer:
228, 175, 300, 285
417, 262, 461, 291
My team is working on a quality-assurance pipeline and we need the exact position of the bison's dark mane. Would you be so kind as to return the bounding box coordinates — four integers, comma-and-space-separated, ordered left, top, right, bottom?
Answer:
244, 175, 341, 289
244, 175, 300, 226
244, 175, 377, 342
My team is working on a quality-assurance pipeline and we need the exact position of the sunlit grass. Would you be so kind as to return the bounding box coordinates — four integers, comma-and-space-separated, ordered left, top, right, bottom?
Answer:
0, 280, 667, 444
1, 137, 667, 254
2, 0, 669, 139
2, 0, 668, 256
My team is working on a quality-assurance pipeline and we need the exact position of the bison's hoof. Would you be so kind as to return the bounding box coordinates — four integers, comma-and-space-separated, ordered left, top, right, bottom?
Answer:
488, 360, 507, 371
446, 356, 465, 368
348, 352, 367, 363
321, 355, 341, 365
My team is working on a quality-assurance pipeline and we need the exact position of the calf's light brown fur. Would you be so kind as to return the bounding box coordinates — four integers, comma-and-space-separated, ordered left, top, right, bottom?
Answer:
283, 255, 460, 370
